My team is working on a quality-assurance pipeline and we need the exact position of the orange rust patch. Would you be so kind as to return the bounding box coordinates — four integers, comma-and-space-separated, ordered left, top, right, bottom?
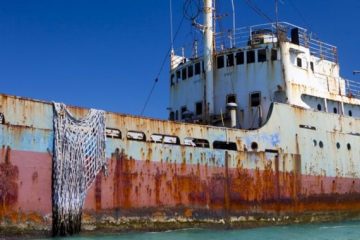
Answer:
0, 147, 19, 213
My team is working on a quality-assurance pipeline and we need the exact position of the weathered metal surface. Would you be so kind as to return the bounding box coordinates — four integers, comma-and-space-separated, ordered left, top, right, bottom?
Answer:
1, 93, 360, 234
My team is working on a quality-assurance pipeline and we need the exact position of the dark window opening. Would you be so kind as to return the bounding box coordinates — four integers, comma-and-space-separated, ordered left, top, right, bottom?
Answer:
299, 124, 316, 130
151, 134, 180, 145
236, 51, 244, 65
310, 62, 314, 72
176, 71, 181, 82
127, 131, 146, 141
317, 104, 322, 111
106, 128, 122, 139
213, 141, 237, 151
319, 141, 324, 148
271, 49, 278, 61
170, 74, 175, 86
313, 140, 317, 146
336, 142, 340, 149
217, 55, 224, 69
169, 111, 175, 120
188, 65, 194, 78
181, 106, 187, 119
196, 102, 202, 115
182, 68, 187, 80
0, 113, 5, 124
227, 94, 236, 103
349, 110, 353, 116
251, 142, 258, 150
347, 143, 351, 150
247, 50, 255, 64
258, 49, 267, 62
184, 137, 209, 148
297, 58, 302, 68
195, 62, 201, 75
333, 107, 338, 114
226, 53, 234, 67
250, 92, 261, 107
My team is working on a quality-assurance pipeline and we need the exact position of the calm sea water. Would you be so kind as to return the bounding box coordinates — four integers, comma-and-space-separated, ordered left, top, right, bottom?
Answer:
43, 221, 360, 240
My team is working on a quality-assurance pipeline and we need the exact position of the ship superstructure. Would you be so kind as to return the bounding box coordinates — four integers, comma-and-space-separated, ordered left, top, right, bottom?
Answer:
1, 0, 360, 236
169, 10, 360, 129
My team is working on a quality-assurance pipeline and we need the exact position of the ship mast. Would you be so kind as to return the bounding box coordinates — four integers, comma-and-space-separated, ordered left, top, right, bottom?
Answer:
203, 0, 214, 120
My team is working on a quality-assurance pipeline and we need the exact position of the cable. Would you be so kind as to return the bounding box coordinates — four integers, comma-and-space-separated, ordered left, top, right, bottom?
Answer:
243, 0, 273, 23
287, 0, 312, 32
140, 12, 186, 116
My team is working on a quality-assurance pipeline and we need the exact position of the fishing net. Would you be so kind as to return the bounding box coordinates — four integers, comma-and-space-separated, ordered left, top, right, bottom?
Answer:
52, 103, 107, 236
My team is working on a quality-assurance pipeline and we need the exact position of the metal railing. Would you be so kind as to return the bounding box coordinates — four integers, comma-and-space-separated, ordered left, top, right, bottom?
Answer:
172, 22, 338, 66
345, 79, 360, 98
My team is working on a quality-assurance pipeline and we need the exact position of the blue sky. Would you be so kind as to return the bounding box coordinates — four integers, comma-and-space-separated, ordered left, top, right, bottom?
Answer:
0, 0, 359, 119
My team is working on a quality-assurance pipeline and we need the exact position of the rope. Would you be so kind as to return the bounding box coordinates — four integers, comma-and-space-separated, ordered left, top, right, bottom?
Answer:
140, 12, 186, 116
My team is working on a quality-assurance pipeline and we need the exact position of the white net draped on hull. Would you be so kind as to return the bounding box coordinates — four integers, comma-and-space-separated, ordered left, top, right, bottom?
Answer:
52, 103, 107, 236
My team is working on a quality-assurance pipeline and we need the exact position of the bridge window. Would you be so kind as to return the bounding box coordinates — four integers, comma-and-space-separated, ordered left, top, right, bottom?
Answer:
195, 62, 201, 75
333, 107, 338, 114
258, 49, 267, 62
217, 55, 225, 69
196, 102, 202, 115
310, 62, 314, 72
236, 51, 244, 65
247, 50, 255, 64
349, 110, 353, 116
227, 53, 234, 67
188, 65, 194, 78
213, 141, 237, 151
250, 92, 261, 107
182, 67, 187, 80
297, 58, 302, 68
271, 49, 278, 61
169, 111, 175, 120
181, 106, 187, 119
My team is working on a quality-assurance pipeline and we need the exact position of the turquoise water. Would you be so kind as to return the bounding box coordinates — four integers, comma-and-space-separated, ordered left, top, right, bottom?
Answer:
46, 221, 360, 240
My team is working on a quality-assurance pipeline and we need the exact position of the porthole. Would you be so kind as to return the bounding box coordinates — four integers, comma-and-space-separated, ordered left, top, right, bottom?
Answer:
333, 107, 337, 114
251, 142, 258, 150
313, 140, 317, 146
317, 104, 322, 111
347, 143, 351, 150
349, 110, 353, 116
336, 142, 340, 149
319, 141, 324, 148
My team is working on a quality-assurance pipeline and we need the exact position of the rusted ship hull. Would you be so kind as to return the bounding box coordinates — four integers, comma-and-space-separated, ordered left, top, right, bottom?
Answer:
1, 93, 360, 233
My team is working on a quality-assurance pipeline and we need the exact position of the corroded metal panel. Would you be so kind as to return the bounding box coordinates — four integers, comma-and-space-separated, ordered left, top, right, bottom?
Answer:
1, 93, 360, 232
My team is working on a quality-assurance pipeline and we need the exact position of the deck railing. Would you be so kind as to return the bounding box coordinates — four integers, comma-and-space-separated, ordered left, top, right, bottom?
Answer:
345, 79, 360, 98
172, 22, 338, 68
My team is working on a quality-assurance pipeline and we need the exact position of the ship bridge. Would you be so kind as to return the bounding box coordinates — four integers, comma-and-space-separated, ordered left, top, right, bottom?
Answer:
169, 22, 360, 129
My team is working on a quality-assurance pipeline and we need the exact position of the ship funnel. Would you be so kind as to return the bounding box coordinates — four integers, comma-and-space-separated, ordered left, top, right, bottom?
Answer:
227, 102, 238, 128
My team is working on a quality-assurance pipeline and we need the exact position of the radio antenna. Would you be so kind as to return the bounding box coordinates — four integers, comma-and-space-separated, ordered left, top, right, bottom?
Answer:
230, 0, 236, 47
170, 0, 174, 51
